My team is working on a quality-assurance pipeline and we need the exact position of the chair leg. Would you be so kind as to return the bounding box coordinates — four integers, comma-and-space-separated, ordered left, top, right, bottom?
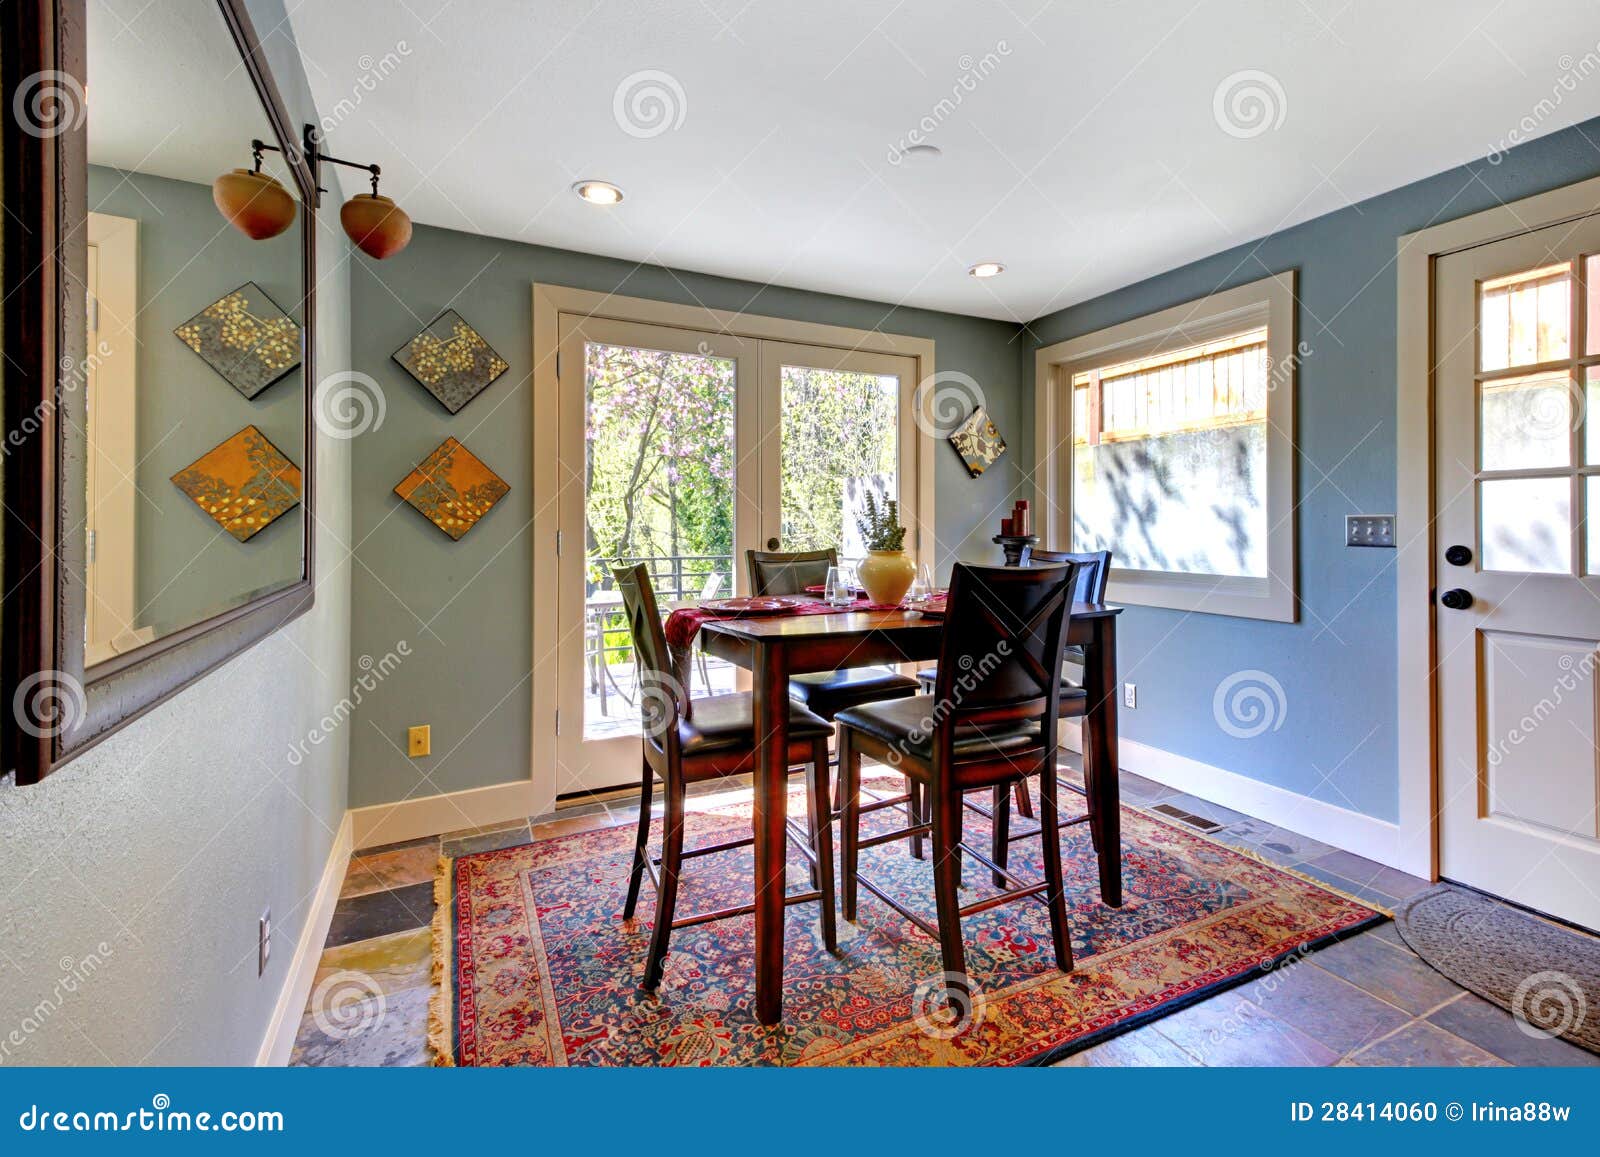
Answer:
1083, 748, 1102, 854
622, 756, 654, 920
642, 779, 686, 991
1037, 760, 1074, 973
990, 783, 1011, 888
908, 777, 926, 860
1014, 779, 1035, 820
930, 776, 969, 994
807, 738, 838, 952
840, 728, 861, 923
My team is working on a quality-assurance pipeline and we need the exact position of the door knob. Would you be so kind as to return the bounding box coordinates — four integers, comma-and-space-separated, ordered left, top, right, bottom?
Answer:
1440, 588, 1474, 610
1445, 544, 1472, 566
766, 537, 780, 550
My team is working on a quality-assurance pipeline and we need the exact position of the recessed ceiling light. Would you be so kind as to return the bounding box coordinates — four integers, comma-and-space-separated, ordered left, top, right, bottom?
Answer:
573, 180, 624, 205
902, 144, 942, 160
967, 261, 1005, 278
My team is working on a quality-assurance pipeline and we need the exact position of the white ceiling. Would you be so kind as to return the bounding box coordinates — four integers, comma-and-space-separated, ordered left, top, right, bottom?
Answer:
267, 0, 1600, 321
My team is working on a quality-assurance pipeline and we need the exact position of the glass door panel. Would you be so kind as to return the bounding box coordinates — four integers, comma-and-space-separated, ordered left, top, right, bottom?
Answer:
556, 317, 756, 792
759, 342, 920, 567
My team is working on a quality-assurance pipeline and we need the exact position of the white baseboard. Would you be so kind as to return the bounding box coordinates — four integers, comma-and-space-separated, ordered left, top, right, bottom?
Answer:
349, 778, 543, 851
1061, 721, 1412, 873
257, 811, 352, 1066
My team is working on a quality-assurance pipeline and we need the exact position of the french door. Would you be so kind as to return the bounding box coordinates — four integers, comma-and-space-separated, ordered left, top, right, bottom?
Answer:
552, 317, 920, 794
1434, 214, 1600, 931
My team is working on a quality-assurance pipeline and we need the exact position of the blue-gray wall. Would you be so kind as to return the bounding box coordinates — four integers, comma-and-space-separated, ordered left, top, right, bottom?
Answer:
346, 226, 1028, 807
1026, 116, 1600, 823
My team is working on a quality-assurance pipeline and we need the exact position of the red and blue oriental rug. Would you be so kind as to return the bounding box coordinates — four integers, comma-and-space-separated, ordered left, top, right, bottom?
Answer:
430, 778, 1384, 1066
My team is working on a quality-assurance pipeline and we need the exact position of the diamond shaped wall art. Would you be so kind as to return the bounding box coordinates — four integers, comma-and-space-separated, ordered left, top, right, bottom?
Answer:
171, 426, 302, 542
949, 405, 1007, 478
392, 310, 510, 413
394, 437, 510, 541
174, 282, 302, 399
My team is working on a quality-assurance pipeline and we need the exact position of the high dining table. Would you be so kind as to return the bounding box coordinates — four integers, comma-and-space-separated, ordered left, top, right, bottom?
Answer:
697, 601, 1122, 1025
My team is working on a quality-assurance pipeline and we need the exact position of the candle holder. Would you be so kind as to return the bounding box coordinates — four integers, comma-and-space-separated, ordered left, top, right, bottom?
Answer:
993, 533, 1039, 567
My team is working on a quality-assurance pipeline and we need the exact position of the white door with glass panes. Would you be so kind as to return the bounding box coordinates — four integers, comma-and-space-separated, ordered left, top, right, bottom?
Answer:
553, 319, 921, 794
1435, 216, 1600, 932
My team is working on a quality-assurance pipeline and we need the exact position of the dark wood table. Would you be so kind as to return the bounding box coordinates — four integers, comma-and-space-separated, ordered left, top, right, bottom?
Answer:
699, 601, 1123, 1025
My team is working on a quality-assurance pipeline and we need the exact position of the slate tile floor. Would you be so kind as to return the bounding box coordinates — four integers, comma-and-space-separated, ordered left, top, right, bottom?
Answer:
290, 766, 1600, 1068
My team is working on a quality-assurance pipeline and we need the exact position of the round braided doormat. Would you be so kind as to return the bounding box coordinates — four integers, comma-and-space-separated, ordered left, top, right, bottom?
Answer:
1396, 885, 1600, 1055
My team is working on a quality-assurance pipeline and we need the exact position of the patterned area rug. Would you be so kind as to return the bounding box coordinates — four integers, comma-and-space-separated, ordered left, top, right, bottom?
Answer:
1396, 884, 1600, 1054
431, 779, 1384, 1066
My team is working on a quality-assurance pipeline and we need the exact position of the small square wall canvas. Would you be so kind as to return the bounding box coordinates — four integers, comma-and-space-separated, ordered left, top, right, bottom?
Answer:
170, 425, 302, 542
174, 282, 302, 399
394, 436, 510, 540
392, 310, 510, 413
949, 405, 1007, 477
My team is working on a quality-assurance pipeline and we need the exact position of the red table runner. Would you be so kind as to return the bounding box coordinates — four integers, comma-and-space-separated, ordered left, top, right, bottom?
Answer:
661, 594, 944, 713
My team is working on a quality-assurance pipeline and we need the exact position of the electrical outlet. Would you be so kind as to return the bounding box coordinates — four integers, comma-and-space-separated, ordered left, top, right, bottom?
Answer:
258, 908, 271, 976
1123, 683, 1137, 709
408, 724, 431, 757
1346, 514, 1396, 548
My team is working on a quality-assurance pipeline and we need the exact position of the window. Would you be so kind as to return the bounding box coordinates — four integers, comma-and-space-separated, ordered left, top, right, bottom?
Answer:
1036, 272, 1297, 621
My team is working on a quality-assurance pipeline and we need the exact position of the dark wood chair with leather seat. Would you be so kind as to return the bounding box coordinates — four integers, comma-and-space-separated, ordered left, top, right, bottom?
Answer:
917, 548, 1111, 832
745, 547, 921, 723
836, 561, 1081, 1006
613, 564, 838, 990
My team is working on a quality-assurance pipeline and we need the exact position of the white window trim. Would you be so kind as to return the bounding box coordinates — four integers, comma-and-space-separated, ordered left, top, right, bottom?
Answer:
1033, 270, 1298, 622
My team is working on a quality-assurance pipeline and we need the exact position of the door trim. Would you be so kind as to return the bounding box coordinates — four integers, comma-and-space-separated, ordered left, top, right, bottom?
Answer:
529, 284, 937, 815
1396, 173, 1600, 880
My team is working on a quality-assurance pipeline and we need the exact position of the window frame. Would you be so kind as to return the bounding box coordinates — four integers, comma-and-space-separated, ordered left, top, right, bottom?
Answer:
1033, 270, 1298, 622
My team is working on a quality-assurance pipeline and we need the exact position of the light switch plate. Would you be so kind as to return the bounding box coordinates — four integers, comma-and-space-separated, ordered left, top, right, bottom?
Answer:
258, 908, 271, 976
408, 724, 431, 757
1346, 514, 1396, 548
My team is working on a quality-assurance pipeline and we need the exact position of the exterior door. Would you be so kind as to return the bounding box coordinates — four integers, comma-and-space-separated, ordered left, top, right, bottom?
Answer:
554, 317, 759, 794
1435, 215, 1600, 931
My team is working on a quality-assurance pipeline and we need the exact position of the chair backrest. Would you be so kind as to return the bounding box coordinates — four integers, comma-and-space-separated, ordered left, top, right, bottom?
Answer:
613, 563, 684, 743
1027, 547, 1112, 604
930, 562, 1079, 747
746, 547, 837, 596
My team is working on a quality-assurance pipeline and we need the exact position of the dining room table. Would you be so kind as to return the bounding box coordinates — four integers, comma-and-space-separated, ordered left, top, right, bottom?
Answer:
691, 595, 1123, 1025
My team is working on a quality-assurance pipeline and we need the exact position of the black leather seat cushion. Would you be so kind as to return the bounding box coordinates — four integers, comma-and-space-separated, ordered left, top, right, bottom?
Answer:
789, 667, 919, 719
915, 667, 1087, 712
835, 695, 1039, 762
679, 692, 832, 757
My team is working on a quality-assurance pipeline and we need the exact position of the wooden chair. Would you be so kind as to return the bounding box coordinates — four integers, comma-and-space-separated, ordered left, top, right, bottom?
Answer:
613, 564, 838, 991
836, 562, 1082, 1005
917, 548, 1111, 829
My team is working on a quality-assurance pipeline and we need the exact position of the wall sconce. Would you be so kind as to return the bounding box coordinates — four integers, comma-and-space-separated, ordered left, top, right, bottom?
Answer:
214, 129, 413, 260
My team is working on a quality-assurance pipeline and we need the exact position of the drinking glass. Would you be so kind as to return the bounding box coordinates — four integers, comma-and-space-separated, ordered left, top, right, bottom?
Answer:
905, 564, 930, 605
824, 566, 852, 607
915, 562, 936, 602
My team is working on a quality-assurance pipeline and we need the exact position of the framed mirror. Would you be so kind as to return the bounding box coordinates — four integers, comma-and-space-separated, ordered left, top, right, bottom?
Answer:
2, 0, 317, 783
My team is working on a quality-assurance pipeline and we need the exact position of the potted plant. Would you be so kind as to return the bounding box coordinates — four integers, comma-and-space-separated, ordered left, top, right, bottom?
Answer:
854, 492, 916, 606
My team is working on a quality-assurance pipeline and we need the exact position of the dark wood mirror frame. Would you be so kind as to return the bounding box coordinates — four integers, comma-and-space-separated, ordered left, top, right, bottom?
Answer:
2, 0, 318, 783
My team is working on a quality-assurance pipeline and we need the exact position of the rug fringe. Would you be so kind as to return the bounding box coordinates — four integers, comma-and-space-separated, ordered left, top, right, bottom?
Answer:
427, 855, 457, 1067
